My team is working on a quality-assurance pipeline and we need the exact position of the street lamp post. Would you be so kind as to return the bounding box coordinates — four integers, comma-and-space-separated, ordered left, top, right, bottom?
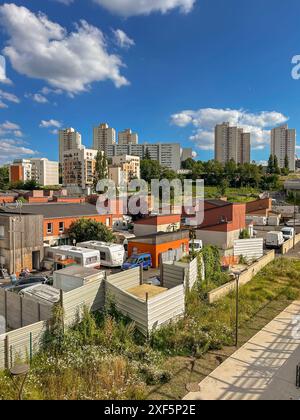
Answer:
232, 268, 247, 348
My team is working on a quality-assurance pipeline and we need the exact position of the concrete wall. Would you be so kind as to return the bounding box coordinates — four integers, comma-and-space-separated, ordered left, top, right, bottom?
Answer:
281, 234, 300, 255
134, 222, 181, 237
208, 251, 275, 304
196, 228, 241, 250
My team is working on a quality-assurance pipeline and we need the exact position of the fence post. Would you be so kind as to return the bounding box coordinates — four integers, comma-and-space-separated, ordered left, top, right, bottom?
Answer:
160, 262, 164, 287
139, 264, 143, 285
20, 296, 23, 328
29, 332, 33, 364
4, 291, 8, 330
5, 335, 9, 369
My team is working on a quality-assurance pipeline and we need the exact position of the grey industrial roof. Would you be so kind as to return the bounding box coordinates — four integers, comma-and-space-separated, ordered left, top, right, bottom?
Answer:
1, 203, 99, 219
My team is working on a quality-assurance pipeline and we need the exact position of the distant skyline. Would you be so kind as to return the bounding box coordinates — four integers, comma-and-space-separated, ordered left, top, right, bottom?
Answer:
1, 0, 300, 165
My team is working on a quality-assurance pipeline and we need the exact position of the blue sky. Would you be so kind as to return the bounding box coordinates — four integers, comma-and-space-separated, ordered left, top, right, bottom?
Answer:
1, 0, 300, 164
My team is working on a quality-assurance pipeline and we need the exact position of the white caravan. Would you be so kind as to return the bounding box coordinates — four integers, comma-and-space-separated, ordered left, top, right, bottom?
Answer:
78, 241, 125, 268
44, 246, 101, 269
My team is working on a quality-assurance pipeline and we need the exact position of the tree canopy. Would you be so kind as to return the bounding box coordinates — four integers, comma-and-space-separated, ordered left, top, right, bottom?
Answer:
68, 218, 115, 243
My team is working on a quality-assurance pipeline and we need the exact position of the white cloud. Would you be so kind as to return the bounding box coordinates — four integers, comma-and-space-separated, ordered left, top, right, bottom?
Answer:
113, 29, 135, 49
0, 88, 20, 108
40, 119, 62, 129
0, 3, 129, 94
0, 121, 36, 163
171, 108, 289, 151
26, 93, 48, 104
93, 0, 196, 16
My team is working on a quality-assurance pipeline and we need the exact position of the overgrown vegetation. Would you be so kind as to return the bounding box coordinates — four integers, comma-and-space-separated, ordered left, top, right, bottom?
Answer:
150, 258, 300, 357
1, 258, 300, 400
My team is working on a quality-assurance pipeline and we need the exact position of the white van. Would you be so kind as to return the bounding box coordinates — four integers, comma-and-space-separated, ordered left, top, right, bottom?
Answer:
45, 246, 101, 269
266, 232, 284, 249
281, 227, 295, 241
78, 241, 125, 268
189, 240, 203, 254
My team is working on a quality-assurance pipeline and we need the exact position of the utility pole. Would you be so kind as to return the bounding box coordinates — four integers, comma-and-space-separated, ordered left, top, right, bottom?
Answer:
293, 192, 297, 249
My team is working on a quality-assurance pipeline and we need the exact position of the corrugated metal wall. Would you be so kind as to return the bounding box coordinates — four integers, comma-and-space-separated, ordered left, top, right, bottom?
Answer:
162, 257, 199, 291
0, 321, 48, 370
234, 238, 264, 262
147, 285, 185, 331
63, 274, 106, 327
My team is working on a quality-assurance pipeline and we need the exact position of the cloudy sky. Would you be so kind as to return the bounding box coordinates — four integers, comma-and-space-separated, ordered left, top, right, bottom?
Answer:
1, 0, 300, 164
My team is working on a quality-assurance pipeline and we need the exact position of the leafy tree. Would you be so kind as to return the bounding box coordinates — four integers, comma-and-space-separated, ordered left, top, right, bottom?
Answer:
283, 155, 290, 175
273, 155, 281, 175
239, 228, 250, 239
141, 159, 161, 183
93, 151, 108, 190
217, 178, 229, 197
267, 155, 274, 174
0, 166, 9, 190
182, 158, 195, 171
68, 218, 115, 243
144, 148, 151, 160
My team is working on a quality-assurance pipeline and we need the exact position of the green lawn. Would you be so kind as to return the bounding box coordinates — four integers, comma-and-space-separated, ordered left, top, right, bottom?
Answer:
205, 186, 261, 203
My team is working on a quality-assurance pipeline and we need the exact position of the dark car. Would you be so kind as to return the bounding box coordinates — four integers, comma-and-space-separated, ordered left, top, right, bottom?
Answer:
3, 276, 49, 293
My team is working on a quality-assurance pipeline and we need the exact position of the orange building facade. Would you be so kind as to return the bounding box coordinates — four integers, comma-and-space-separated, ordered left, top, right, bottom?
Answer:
128, 231, 190, 268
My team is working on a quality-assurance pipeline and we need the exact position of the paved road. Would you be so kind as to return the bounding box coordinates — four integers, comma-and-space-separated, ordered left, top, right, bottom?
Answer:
184, 301, 300, 401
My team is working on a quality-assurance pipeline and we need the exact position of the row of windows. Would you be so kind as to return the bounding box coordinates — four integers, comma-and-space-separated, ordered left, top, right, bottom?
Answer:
46, 218, 111, 235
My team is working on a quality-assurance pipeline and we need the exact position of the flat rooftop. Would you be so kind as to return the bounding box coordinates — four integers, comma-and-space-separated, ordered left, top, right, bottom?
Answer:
127, 284, 168, 301
1, 203, 99, 219
54, 265, 101, 278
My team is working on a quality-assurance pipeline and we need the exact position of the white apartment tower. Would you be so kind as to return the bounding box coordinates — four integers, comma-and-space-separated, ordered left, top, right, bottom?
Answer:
118, 129, 138, 145
59, 128, 83, 165
9, 158, 59, 186
215, 122, 251, 164
271, 125, 296, 172
93, 123, 116, 154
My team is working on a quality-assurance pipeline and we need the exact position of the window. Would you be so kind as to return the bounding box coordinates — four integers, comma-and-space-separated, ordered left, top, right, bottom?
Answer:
0, 225, 4, 239
100, 251, 107, 261
59, 222, 65, 233
47, 223, 53, 234
86, 256, 98, 265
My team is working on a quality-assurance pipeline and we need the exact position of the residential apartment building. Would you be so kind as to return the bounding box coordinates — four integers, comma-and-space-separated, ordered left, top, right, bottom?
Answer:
108, 155, 140, 186
93, 123, 116, 154
118, 128, 138, 145
271, 125, 296, 171
105, 143, 181, 171
9, 158, 59, 186
63, 148, 97, 190
59, 127, 83, 165
215, 122, 251, 164
181, 148, 193, 162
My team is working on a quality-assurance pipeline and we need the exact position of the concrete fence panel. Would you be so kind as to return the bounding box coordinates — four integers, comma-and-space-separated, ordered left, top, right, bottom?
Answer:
162, 263, 186, 289
281, 234, 300, 255
208, 251, 275, 304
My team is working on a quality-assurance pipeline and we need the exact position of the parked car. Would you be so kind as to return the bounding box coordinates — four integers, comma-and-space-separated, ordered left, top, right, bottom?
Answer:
3, 276, 50, 293
266, 231, 285, 249
122, 253, 152, 271
189, 240, 203, 254
281, 227, 295, 241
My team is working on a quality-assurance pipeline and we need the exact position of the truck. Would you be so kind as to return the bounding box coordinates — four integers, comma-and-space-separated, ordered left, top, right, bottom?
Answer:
266, 231, 285, 249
